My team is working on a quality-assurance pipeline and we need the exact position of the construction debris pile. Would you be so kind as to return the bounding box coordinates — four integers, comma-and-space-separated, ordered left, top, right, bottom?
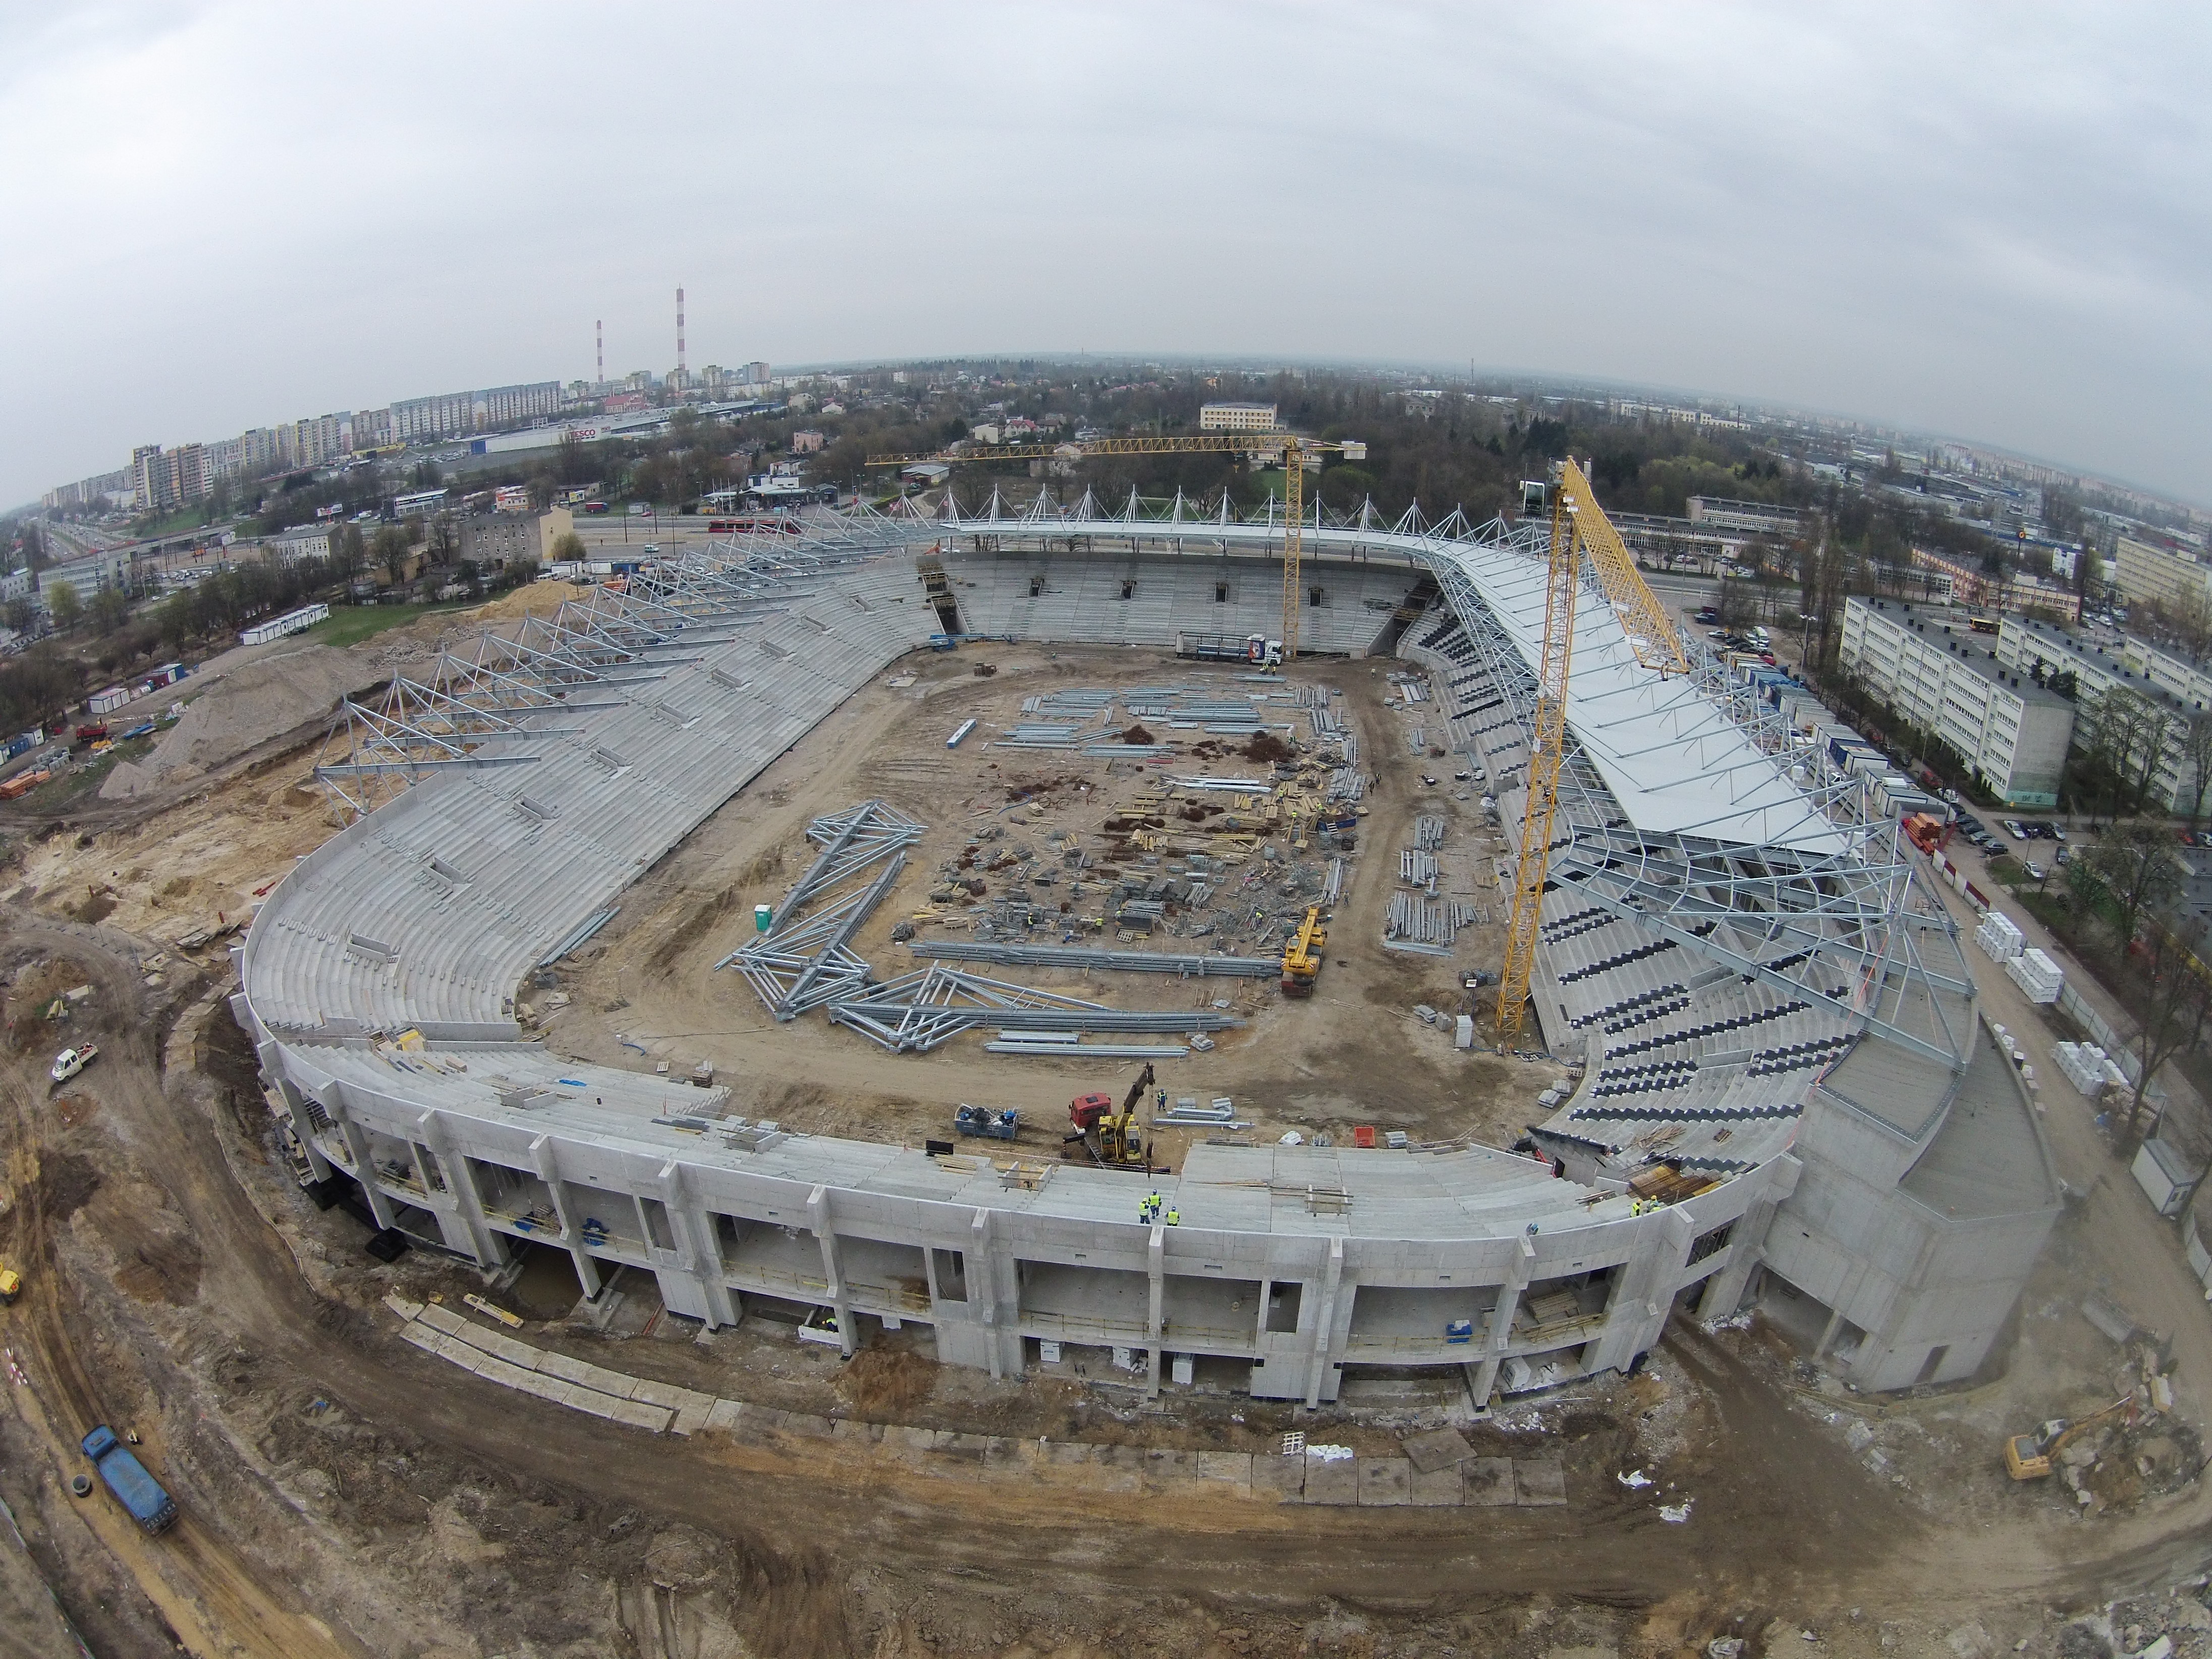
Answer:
2044, 1339, 2198, 1516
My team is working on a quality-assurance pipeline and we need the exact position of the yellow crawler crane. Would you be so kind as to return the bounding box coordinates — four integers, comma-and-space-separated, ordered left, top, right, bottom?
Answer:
1494, 460, 1688, 1050
868, 430, 1364, 663
1282, 905, 1326, 998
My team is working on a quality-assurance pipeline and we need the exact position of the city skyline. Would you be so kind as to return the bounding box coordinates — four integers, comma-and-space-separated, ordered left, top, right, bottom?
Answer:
2, 3, 2204, 509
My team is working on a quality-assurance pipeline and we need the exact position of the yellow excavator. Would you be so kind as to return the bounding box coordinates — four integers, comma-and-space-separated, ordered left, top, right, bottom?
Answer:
1282, 906, 1326, 998
2005, 1396, 2136, 1479
0, 1261, 21, 1305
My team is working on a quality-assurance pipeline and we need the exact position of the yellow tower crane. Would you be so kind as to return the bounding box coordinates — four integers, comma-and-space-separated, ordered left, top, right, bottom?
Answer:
1494, 459, 1688, 1050
867, 430, 1364, 663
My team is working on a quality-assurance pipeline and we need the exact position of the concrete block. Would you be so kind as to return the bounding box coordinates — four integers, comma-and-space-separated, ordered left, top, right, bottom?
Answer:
418, 1302, 467, 1336
670, 1397, 714, 1439
934, 1430, 991, 1463
581, 1364, 640, 1400
1193, 1451, 1254, 1492
433, 1333, 484, 1372
1513, 1456, 1566, 1506
536, 1350, 599, 1387
609, 1398, 674, 1433
885, 1426, 940, 1463
1401, 1427, 1474, 1473
482, 1332, 537, 1368
1250, 1453, 1305, 1499
1042, 1441, 1096, 1472
400, 1322, 442, 1356
474, 1355, 531, 1391
567, 1389, 617, 1420
983, 1436, 1028, 1471
535, 1379, 580, 1408
1406, 1461, 1464, 1506
1356, 1458, 1412, 1506
1092, 1444, 1145, 1492
831, 1418, 885, 1448
1463, 1457, 1516, 1507
383, 1293, 424, 1322
1144, 1448, 1193, 1489
703, 1399, 748, 1434
629, 1377, 688, 1410
1300, 1452, 1358, 1505
746, 1406, 793, 1435
780, 1412, 837, 1440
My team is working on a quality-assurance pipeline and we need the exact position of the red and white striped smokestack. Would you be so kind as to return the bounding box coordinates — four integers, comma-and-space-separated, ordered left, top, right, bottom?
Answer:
676, 287, 685, 378
596, 318, 603, 388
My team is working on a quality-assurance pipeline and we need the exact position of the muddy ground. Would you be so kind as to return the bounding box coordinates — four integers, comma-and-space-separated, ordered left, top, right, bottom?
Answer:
2, 639, 2211, 1656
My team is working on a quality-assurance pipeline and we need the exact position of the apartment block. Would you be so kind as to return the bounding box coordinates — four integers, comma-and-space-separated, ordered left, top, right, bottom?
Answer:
2114, 536, 2212, 615
1200, 402, 1280, 432
1996, 615, 2207, 813
1838, 597, 2073, 808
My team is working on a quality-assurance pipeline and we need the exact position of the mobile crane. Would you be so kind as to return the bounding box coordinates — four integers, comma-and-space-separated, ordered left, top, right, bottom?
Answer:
1066, 1062, 1156, 1171
868, 430, 1364, 664
1282, 905, 1326, 998
1494, 459, 1689, 1049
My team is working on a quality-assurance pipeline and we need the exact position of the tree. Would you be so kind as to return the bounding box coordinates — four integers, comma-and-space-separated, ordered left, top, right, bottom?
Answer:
426, 512, 461, 570
2076, 819, 2184, 949
4, 597, 32, 635
88, 586, 130, 633
550, 530, 586, 564
372, 525, 411, 587
46, 583, 80, 630
2118, 917, 2212, 1148
334, 522, 366, 580
2182, 712, 2212, 831
2085, 686, 2151, 822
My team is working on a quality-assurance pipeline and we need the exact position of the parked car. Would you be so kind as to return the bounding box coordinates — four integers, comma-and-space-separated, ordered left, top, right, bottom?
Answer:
2005, 820, 2027, 840
2049, 824, 2066, 842
2025, 863, 2047, 882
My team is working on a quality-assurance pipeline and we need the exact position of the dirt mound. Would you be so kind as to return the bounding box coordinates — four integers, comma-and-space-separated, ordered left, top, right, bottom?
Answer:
1243, 731, 1292, 763
99, 644, 373, 800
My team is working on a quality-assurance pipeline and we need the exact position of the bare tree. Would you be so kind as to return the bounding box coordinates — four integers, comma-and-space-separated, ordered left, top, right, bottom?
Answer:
2120, 917, 2212, 1149
2086, 686, 2150, 822
2132, 705, 2177, 816
2183, 712, 2212, 831
2076, 818, 2185, 949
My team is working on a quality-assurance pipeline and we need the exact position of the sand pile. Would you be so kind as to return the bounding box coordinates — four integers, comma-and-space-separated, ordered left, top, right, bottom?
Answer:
100, 644, 375, 800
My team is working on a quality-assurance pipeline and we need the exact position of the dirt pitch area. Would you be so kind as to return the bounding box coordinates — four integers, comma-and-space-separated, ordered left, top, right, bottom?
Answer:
548, 642, 1570, 1159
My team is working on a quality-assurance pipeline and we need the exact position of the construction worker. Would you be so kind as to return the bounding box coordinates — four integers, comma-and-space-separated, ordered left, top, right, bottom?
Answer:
1166, 1206, 1180, 1227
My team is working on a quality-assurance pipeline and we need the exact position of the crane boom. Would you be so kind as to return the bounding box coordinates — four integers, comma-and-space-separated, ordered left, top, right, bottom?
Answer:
1495, 482, 1583, 1049
866, 429, 1363, 662
1492, 459, 1690, 1047
1552, 459, 1688, 675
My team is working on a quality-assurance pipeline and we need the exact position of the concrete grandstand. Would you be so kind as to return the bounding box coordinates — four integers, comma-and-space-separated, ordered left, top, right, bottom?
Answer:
234, 487, 2061, 1404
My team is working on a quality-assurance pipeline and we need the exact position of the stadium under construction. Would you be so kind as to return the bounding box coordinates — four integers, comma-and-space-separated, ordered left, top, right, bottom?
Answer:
233, 479, 2061, 1406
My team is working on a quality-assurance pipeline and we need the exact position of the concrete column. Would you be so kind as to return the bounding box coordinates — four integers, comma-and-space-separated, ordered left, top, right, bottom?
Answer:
1304, 1236, 1346, 1409
1590, 1208, 1693, 1374
1145, 1224, 1165, 1398
328, 1104, 395, 1231
1473, 1234, 1538, 1406
417, 1111, 505, 1272
662, 1161, 733, 1331
259, 1058, 333, 1180
808, 1184, 853, 1357
971, 1209, 1006, 1380
1697, 1180, 1791, 1320
529, 1134, 599, 1300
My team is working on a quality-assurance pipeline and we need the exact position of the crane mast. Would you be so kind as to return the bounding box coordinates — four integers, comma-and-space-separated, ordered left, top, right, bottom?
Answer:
867, 429, 1359, 662
1492, 457, 1688, 1048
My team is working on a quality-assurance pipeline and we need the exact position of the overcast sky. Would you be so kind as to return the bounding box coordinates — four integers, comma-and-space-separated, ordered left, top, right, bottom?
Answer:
3, 2, 2205, 510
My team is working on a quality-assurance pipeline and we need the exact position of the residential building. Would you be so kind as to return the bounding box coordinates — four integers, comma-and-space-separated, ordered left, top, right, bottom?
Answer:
1199, 401, 1280, 432
38, 544, 138, 606
1838, 597, 2074, 808
392, 391, 478, 444
460, 512, 539, 571
790, 430, 827, 455
269, 525, 331, 565
2114, 535, 2212, 615
289, 413, 348, 469
741, 361, 771, 386
351, 408, 394, 451
1995, 616, 2207, 813
130, 443, 212, 514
